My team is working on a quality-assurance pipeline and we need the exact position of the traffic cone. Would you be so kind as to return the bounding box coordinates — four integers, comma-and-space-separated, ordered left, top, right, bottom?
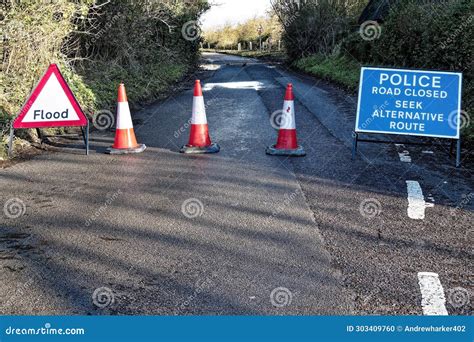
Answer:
106, 83, 146, 155
266, 83, 305, 156
180, 80, 220, 154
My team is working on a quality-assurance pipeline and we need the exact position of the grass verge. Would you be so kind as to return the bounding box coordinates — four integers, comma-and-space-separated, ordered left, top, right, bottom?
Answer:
202, 49, 286, 63
292, 54, 360, 91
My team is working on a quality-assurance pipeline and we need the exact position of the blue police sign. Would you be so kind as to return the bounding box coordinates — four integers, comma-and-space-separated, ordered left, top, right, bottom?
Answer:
355, 67, 462, 139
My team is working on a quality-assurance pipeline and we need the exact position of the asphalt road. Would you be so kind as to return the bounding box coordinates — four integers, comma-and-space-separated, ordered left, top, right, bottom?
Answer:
0, 53, 472, 315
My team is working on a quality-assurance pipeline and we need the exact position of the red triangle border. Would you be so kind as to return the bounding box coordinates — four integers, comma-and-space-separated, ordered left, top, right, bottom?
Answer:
13, 64, 88, 129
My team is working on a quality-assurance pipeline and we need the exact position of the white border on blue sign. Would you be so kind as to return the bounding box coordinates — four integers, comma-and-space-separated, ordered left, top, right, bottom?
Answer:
355, 67, 463, 139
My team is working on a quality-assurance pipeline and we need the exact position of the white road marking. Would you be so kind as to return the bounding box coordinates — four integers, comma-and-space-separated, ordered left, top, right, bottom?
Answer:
395, 144, 412, 163
417, 272, 449, 315
406, 181, 434, 220
203, 81, 271, 91
398, 151, 412, 163
200, 64, 221, 71
422, 150, 434, 154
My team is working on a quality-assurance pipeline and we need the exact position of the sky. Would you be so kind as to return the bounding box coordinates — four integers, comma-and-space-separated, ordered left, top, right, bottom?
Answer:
201, 0, 272, 30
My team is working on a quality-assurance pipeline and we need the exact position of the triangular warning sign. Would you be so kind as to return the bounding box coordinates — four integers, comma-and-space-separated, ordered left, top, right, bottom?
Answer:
13, 64, 88, 129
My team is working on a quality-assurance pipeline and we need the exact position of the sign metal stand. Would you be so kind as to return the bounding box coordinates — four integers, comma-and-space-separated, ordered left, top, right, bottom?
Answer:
351, 132, 461, 168
81, 122, 90, 156
8, 123, 14, 158
8, 125, 89, 157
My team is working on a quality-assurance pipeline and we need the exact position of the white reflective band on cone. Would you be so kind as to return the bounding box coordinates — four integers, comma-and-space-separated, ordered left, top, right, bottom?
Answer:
281, 100, 295, 129
116, 102, 134, 129
192, 96, 208, 125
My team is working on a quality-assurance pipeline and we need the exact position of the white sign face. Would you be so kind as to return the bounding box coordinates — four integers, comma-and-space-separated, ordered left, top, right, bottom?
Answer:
21, 73, 81, 123
14, 64, 87, 129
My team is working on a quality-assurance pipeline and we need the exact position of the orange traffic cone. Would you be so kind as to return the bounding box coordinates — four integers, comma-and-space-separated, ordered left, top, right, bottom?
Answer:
266, 83, 305, 156
180, 80, 220, 154
106, 83, 146, 154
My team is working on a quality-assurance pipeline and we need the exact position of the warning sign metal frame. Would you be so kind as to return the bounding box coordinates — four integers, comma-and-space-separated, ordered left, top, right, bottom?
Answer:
8, 64, 89, 156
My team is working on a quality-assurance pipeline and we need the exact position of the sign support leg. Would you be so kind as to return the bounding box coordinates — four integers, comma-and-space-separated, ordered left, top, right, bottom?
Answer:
351, 132, 358, 160
81, 123, 89, 156
86, 122, 89, 156
36, 128, 43, 144
8, 124, 14, 158
456, 138, 461, 168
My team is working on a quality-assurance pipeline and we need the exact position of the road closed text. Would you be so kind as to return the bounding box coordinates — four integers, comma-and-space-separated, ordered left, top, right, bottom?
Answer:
372, 73, 448, 99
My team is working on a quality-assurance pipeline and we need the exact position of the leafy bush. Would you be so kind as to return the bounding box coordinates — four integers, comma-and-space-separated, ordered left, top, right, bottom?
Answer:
0, 0, 209, 155
280, 0, 350, 60
292, 0, 473, 144
375, 0, 473, 130
1, 1, 89, 118
272, 0, 367, 60
73, 0, 208, 110
203, 16, 282, 50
